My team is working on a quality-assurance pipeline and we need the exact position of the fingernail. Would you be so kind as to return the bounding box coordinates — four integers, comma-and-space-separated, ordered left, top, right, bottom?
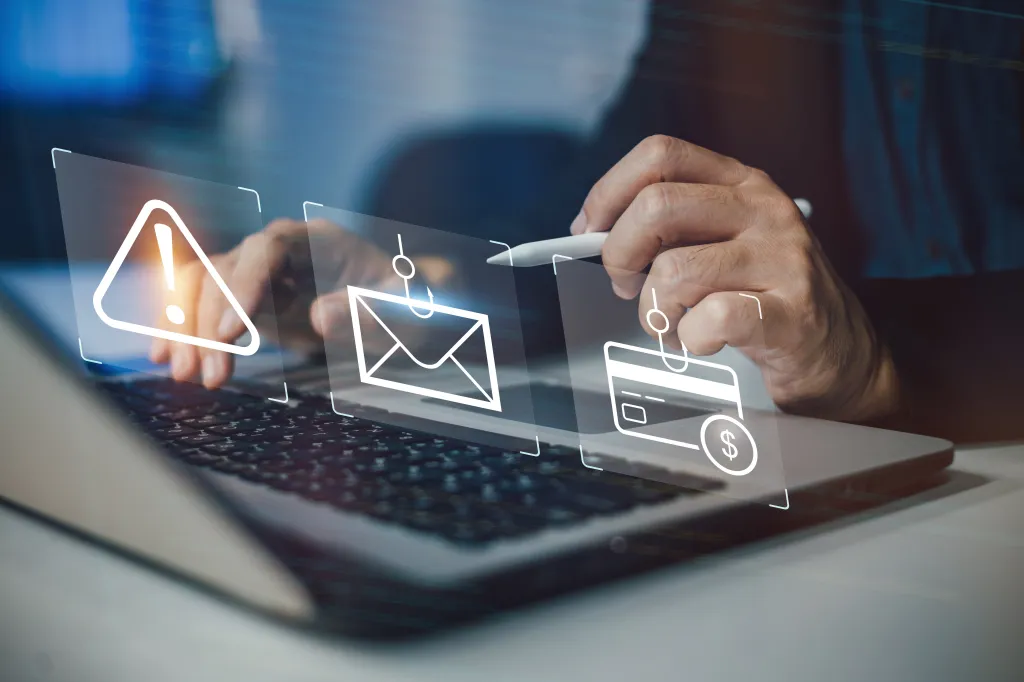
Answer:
611, 282, 629, 299
173, 346, 193, 381
217, 310, 235, 339
202, 355, 219, 387
569, 210, 587, 235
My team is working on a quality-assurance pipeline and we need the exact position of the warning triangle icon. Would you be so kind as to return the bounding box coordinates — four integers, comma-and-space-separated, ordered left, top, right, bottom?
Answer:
92, 199, 261, 356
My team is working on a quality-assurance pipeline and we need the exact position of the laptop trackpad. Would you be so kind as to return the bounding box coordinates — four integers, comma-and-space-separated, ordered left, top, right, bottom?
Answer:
424, 382, 709, 433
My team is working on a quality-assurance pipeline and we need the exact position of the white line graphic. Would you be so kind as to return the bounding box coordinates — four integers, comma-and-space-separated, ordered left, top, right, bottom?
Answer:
92, 200, 261, 356
51, 147, 71, 168
237, 186, 261, 213
769, 489, 790, 510
348, 286, 502, 411
268, 382, 289, 404
519, 436, 541, 457
78, 338, 102, 365
488, 240, 513, 266
329, 392, 354, 418
605, 341, 744, 452
551, 253, 572, 274
699, 414, 758, 476
738, 292, 763, 319
580, 445, 603, 471
302, 201, 323, 222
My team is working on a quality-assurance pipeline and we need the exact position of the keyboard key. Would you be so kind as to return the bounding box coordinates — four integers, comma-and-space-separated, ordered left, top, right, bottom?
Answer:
106, 378, 718, 548
152, 423, 198, 439
176, 432, 228, 447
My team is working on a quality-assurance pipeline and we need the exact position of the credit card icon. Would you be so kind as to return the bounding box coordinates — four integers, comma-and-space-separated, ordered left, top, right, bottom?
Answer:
604, 341, 744, 451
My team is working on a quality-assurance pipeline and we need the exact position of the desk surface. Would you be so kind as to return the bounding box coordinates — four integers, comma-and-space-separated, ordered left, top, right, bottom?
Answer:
2, 444, 1024, 682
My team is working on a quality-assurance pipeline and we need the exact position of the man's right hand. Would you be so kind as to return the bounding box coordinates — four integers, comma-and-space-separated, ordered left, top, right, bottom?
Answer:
574, 135, 898, 422
148, 218, 448, 389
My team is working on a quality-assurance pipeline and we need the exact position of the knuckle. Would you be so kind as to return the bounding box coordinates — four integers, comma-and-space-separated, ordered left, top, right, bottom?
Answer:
772, 195, 806, 227
638, 135, 685, 177
639, 134, 676, 160
649, 246, 700, 286
747, 166, 774, 185
634, 183, 674, 225
743, 187, 808, 238
648, 250, 682, 284
702, 294, 735, 329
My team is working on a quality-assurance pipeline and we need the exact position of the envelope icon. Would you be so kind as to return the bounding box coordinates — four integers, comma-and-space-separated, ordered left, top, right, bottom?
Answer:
347, 286, 502, 412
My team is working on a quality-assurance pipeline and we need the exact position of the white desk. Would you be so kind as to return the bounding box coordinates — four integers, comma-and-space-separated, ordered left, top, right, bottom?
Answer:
2, 444, 1023, 682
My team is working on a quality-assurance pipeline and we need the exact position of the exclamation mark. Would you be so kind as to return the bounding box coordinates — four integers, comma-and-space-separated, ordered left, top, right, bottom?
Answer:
155, 223, 186, 325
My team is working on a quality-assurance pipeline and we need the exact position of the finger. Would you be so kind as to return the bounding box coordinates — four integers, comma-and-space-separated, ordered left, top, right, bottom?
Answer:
636, 241, 764, 346
309, 291, 353, 340
573, 135, 750, 235
310, 219, 397, 291
168, 261, 205, 381
169, 342, 200, 382
196, 260, 235, 388
675, 291, 775, 356
635, 275, 696, 351
216, 220, 306, 342
150, 262, 193, 364
149, 337, 170, 364
602, 183, 753, 296
641, 239, 769, 303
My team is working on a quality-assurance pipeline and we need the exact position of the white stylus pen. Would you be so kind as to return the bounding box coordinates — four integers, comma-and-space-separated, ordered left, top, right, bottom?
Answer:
488, 197, 813, 267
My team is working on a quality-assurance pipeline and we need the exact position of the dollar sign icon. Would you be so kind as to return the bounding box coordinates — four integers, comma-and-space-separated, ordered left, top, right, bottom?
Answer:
701, 415, 758, 476
720, 429, 738, 460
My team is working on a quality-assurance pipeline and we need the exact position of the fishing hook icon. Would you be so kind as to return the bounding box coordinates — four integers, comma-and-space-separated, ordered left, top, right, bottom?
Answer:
392, 234, 434, 319
646, 288, 689, 373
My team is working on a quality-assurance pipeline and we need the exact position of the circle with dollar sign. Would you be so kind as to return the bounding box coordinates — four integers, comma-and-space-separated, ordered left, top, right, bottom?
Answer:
699, 414, 758, 476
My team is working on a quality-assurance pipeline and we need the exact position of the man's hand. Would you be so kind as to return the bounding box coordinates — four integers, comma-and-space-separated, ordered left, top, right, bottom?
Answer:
149, 218, 452, 389
573, 135, 898, 421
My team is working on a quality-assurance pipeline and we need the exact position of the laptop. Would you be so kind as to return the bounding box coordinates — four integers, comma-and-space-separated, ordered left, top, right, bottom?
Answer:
0, 276, 953, 637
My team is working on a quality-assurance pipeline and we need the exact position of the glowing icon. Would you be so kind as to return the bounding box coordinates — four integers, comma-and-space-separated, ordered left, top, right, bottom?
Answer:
721, 430, 738, 459
154, 222, 186, 326
92, 199, 260, 356
348, 234, 501, 411
699, 414, 757, 477
604, 288, 757, 475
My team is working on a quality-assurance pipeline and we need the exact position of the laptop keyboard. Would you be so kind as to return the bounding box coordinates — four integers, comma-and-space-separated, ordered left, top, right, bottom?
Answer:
99, 378, 723, 548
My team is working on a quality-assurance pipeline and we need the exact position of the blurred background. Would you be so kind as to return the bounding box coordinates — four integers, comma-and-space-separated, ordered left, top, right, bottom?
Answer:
1, 0, 648, 259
